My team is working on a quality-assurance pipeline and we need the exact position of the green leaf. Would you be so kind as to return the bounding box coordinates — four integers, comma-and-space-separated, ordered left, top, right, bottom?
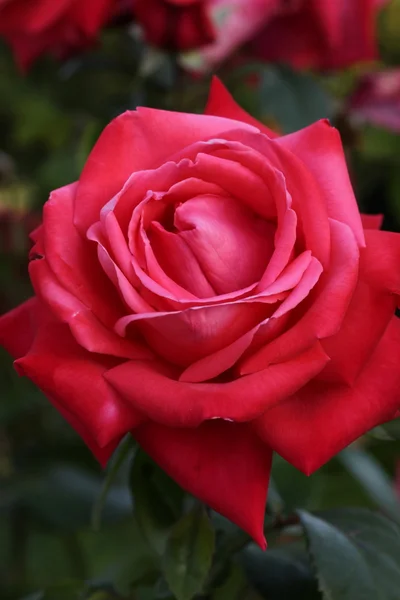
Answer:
130, 450, 184, 555
299, 508, 400, 600
259, 65, 333, 133
241, 542, 320, 600
266, 477, 284, 515
42, 580, 87, 600
271, 455, 314, 512
378, 418, 400, 441
339, 449, 400, 524
359, 126, 400, 162
163, 506, 215, 600
211, 563, 264, 600
92, 435, 135, 531
22, 466, 132, 530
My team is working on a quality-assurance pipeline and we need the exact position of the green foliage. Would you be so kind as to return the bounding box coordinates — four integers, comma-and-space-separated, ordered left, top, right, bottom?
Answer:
300, 509, 400, 600
163, 506, 215, 600
130, 450, 185, 556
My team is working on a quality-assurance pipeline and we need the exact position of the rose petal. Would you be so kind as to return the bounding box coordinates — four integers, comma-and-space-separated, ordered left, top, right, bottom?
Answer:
360, 229, 400, 296
277, 120, 365, 247
133, 420, 272, 548
105, 342, 329, 426
15, 313, 144, 448
68, 0, 113, 37
175, 194, 275, 294
253, 316, 400, 475
241, 219, 359, 374
0, 0, 72, 33
320, 281, 397, 384
361, 213, 383, 230
43, 183, 124, 326
220, 129, 331, 267
272, 257, 323, 319
116, 301, 271, 366
149, 222, 216, 298
74, 109, 257, 234
0, 298, 38, 359
30, 258, 151, 360
50, 398, 120, 467
205, 76, 279, 138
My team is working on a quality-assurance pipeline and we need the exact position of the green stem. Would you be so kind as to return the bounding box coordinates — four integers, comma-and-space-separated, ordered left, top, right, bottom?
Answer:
204, 513, 300, 595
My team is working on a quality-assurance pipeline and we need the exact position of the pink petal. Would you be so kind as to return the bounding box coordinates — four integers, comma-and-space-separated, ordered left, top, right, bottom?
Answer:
175, 193, 274, 294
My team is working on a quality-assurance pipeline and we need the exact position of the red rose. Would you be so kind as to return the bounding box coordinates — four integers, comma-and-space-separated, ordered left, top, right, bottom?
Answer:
349, 69, 400, 133
133, 0, 215, 51
252, 0, 387, 70
0, 0, 121, 70
1, 78, 399, 547
192, 0, 388, 72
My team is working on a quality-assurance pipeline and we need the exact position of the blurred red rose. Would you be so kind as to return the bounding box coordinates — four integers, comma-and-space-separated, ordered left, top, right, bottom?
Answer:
0, 0, 122, 70
349, 69, 400, 133
133, 0, 215, 51
191, 0, 388, 72
1, 78, 399, 547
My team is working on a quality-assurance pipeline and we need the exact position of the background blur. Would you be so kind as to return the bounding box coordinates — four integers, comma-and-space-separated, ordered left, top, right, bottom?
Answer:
1, 1, 400, 599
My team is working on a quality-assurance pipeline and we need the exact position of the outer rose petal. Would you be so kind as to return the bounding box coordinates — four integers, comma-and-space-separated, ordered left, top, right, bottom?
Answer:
133, 419, 272, 547
205, 77, 279, 138
15, 314, 144, 449
252, 0, 382, 70
43, 183, 125, 326
360, 230, 400, 296
0, 0, 72, 33
254, 316, 400, 475
51, 397, 120, 467
277, 120, 365, 247
0, 298, 38, 359
74, 109, 258, 235
0, 299, 126, 465
104, 342, 329, 427
349, 69, 400, 134
361, 213, 383, 229
134, 0, 215, 51
68, 0, 114, 37
29, 258, 150, 361
319, 281, 397, 384
188, 0, 282, 74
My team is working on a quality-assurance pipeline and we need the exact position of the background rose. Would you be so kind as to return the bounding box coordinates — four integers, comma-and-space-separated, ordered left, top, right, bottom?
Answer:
134, 0, 215, 51
349, 69, 400, 133
1, 78, 400, 548
0, 0, 121, 69
189, 0, 389, 72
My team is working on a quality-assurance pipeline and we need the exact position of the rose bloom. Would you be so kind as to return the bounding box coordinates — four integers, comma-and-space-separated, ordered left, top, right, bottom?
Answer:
1, 79, 399, 547
189, 0, 388, 72
0, 0, 123, 70
133, 0, 215, 51
349, 69, 400, 133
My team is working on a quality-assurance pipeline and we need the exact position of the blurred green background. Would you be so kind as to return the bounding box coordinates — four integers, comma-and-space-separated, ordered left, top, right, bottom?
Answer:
1, 4, 400, 599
